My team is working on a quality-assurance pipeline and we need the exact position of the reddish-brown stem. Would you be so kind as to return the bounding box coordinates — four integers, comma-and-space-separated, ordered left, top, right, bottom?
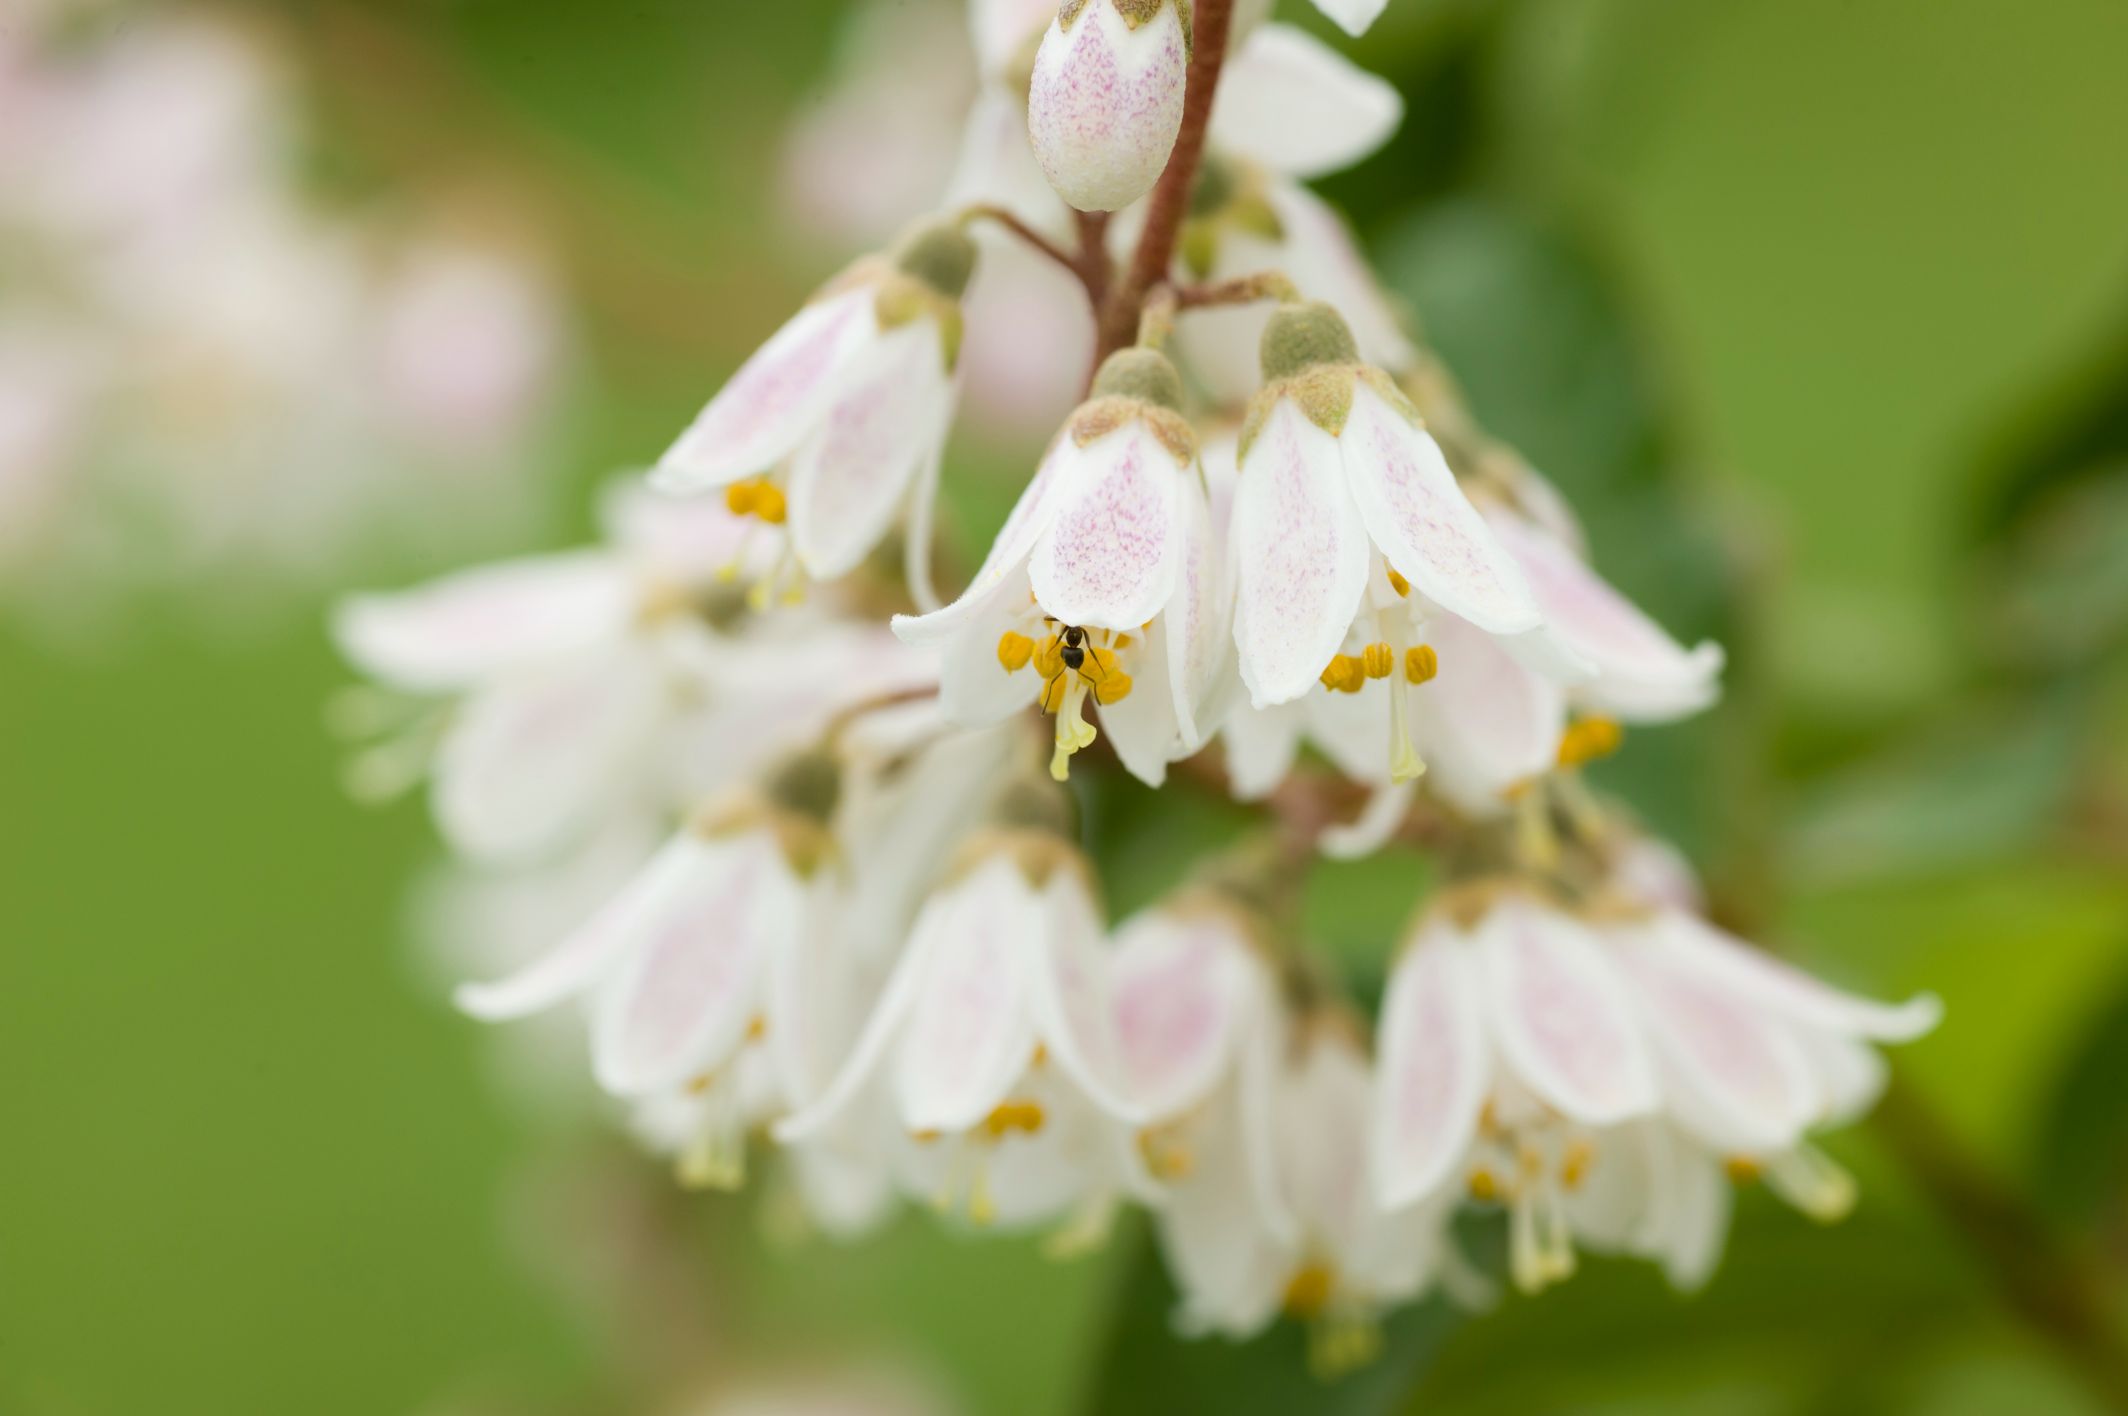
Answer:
1095, 0, 1238, 361
960, 204, 1083, 281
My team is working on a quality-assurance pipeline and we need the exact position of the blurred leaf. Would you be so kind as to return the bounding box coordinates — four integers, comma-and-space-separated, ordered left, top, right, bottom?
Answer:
2034, 966, 2128, 1226
1988, 470, 2128, 673
1078, 1232, 1460, 1416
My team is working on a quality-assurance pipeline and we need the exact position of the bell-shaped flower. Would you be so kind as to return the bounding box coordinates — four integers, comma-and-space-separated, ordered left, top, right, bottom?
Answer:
652, 222, 975, 604
1373, 884, 1938, 1292
1027, 0, 1192, 213
1229, 302, 1544, 780
777, 827, 1148, 1237
1107, 894, 1299, 1337
892, 348, 1223, 786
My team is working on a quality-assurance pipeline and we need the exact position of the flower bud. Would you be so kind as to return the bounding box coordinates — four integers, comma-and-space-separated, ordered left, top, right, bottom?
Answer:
1028, 0, 1192, 213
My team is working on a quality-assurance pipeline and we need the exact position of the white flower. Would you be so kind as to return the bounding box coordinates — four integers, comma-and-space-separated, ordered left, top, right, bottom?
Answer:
1373, 887, 1939, 1291
1027, 0, 1192, 213
1229, 302, 1544, 786
651, 224, 974, 602
1306, 0, 1391, 39
893, 349, 1224, 785
777, 835, 1146, 1235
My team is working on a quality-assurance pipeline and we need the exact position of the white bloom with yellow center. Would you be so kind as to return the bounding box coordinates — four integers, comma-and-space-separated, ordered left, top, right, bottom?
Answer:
893, 348, 1224, 785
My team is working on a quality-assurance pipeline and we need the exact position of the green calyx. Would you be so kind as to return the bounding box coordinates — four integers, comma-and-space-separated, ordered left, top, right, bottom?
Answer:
1090, 347, 1185, 411
892, 222, 978, 299
1061, 0, 1189, 50
762, 748, 842, 825
1260, 300, 1360, 383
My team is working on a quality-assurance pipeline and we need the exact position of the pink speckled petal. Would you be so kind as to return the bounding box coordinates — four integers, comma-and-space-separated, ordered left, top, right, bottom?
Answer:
788, 318, 954, 580
653, 287, 876, 492
1488, 510, 1724, 722
1373, 922, 1490, 1209
1340, 384, 1540, 635
894, 429, 1078, 647
1479, 896, 1658, 1125
1231, 398, 1371, 707
1027, 0, 1190, 212
1029, 422, 1186, 631
1110, 910, 1253, 1122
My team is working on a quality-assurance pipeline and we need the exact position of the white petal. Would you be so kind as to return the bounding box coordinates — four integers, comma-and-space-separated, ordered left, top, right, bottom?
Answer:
1373, 926, 1489, 1208
652, 287, 877, 491
1340, 385, 1540, 635
893, 431, 1078, 647
1027, 0, 1190, 212
598, 480, 758, 587
1617, 933, 1818, 1153
1152, 1083, 1289, 1338
1025, 867, 1144, 1121
1272, 182, 1416, 373
939, 598, 1045, 727
1489, 511, 1723, 721
1319, 780, 1416, 860
1210, 23, 1402, 179
1802, 1030, 1889, 1126
1231, 398, 1371, 706
1277, 1032, 1378, 1261
1110, 910, 1252, 1121
787, 318, 954, 579
1098, 614, 1183, 787
773, 927, 931, 1144
1308, 0, 1390, 38
1655, 910, 1942, 1043
1029, 422, 1186, 631
588, 831, 795, 1095
1479, 897, 1658, 1125
1219, 698, 1303, 800
452, 834, 672, 1021
333, 553, 634, 693
1160, 469, 1223, 750
432, 647, 661, 864
1407, 610, 1566, 816
892, 858, 1037, 1132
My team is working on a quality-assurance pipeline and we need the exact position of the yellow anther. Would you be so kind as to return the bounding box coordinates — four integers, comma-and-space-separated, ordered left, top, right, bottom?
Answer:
1030, 1042, 1048, 1067
1137, 1129, 1196, 1181
1725, 1156, 1763, 1185
1405, 644, 1439, 684
1478, 1099, 1501, 1136
1319, 654, 1365, 693
724, 482, 758, 516
1033, 634, 1064, 681
1361, 642, 1394, 679
685, 1071, 715, 1097
1467, 1167, 1500, 1202
997, 631, 1035, 672
745, 1015, 767, 1042
1282, 1263, 1336, 1319
752, 482, 787, 524
1557, 716, 1623, 768
1112, 633, 1133, 650
981, 1100, 1047, 1138
1039, 673, 1069, 714
910, 1128, 942, 1144
1082, 644, 1122, 680
1387, 567, 1411, 597
1560, 1139, 1595, 1191
1092, 672, 1133, 705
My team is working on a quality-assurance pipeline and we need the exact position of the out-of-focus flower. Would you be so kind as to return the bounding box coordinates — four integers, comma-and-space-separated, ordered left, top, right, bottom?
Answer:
1305, 0, 1391, 39
893, 349, 1223, 783
654, 224, 975, 603
1028, 0, 1193, 213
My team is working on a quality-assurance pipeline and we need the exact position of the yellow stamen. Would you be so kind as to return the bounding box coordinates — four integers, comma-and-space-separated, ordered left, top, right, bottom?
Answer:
1387, 567, 1411, 597
724, 482, 758, 516
997, 630, 1035, 672
1032, 633, 1064, 681
1137, 1129, 1195, 1181
1405, 644, 1438, 684
1361, 642, 1394, 679
1111, 633, 1133, 650
1560, 1139, 1595, 1191
1282, 1263, 1335, 1319
1557, 716, 1623, 768
751, 482, 788, 524
1724, 1156, 1762, 1185
1092, 672, 1133, 705
745, 1015, 767, 1041
1468, 1167, 1500, 1202
981, 1100, 1046, 1138
911, 1129, 942, 1144
1319, 654, 1365, 694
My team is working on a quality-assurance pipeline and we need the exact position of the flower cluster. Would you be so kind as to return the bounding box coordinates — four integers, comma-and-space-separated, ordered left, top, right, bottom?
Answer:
336, 0, 1939, 1369
0, 5, 567, 606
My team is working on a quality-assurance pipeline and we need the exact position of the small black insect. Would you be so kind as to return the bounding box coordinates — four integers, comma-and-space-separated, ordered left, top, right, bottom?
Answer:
1059, 624, 1087, 673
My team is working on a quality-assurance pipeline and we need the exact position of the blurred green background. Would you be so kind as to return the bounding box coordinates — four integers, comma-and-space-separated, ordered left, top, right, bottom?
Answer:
4, 1, 2126, 1412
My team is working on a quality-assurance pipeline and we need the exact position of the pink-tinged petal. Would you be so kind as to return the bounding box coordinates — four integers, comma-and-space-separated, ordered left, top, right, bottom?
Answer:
1612, 836, 1706, 914
1029, 422, 1186, 631
451, 834, 666, 1021
432, 647, 661, 864
1219, 698, 1304, 800
333, 553, 634, 693
1161, 472, 1223, 750
652, 288, 876, 492
1655, 911, 1942, 1043
1110, 911, 1252, 1121
1027, 0, 1189, 213
1026, 867, 1144, 1121
1616, 933, 1817, 1153
1408, 611, 1567, 815
589, 831, 795, 1095
1231, 398, 1371, 706
1373, 925, 1490, 1208
1339, 385, 1540, 634
787, 319, 954, 579
893, 432, 1078, 647
1277, 1031, 1379, 1259
1209, 24, 1402, 179
1308, 0, 1390, 38
892, 858, 1037, 1132
1489, 511, 1724, 721
1479, 897, 1658, 1125
937, 586, 1045, 728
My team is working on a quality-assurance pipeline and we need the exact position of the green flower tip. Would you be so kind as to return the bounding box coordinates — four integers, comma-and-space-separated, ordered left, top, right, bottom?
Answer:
763, 748, 842, 824
1091, 347, 1186, 412
1260, 300, 1359, 383
894, 222, 978, 300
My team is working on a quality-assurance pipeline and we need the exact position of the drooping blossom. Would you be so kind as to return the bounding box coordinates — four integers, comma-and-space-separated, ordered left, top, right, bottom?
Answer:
1028, 0, 1193, 213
